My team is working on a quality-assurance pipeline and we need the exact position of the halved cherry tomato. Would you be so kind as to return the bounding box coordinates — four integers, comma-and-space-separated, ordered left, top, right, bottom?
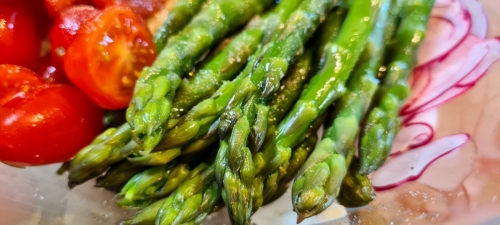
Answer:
0, 64, 103, 166
44, 0, 94, 19
65, 5, 156, 109
91, 0, 165, 17
50, 6, 102, 69
0, 1, 45, 69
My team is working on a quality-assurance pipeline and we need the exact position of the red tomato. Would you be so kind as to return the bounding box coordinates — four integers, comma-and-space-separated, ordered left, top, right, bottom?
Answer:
50, 6, 102, 69
91, 0, 165, 17
44, 0, 94, 19
35, 55, 70, 84
65, 5, 156, 109
0, 1, 44, 69
0, 65, 104, 166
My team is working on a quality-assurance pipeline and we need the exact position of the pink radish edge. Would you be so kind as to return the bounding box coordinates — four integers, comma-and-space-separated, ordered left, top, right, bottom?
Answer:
371, 133, 470, 191
416, 1, 471, 67
459, 0, 488, 39
435, 0, 455, 8
390, 122, 435, 156
401, 36, 497, 116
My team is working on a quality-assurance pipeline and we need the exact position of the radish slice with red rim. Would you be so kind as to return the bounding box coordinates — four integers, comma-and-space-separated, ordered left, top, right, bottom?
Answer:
402, 35, 490, 115
457, 38, 500, 86
391, 109, 438, 155
459, 0, 488, 39
390, 123, 434, 155
371, 133, 470, 191
435, 0, 455, 7
417, 1, 471, 67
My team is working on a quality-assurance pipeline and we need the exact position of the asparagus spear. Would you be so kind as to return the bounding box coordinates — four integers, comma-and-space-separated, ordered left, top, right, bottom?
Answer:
218, 0, 339, 139
156, 165, 219, 225
126, 0, 272, 153
336, 158, 376, 208
255, 0, 381, 191
332, 0, 406, 207
67, 5, 275, 184
359, 0, 435, 174
216, 48, 316, 224
120, 198, 167, 225
154, 0, 208, 52
126, 0, 304, 165
68, 124, 138, 187
95, 160, 147, 192
290, 0, 389, 219
117, 162, 210, 208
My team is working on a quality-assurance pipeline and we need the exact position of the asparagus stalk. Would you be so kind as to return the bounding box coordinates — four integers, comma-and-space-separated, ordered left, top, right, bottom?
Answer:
154, 0, 208, 52
336, 157, 376, 208
126, 0, 272, 153
215, 47, 317, 224
359, 0, 435, 174
255, 0, 381, 193
290, 0, 389, 219
155, 165, 219, 225
218, 0, 339, 139
331, 0, 406, 207
256, 8, 349, 205
67, 4, 276, 184
120, 198, 167, 225
116, 162, 202, 208
95, 160, 147, 192
126, 0, 304, 165
67, 124, 138, 187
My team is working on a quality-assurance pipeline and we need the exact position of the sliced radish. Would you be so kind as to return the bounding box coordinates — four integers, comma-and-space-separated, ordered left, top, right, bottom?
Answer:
401, 35, 491, 115
459, 0, 488, 39
371, 133, 470, 191
417, 1, 471, 67
390, 122, 434, 155
392, 109, 438, 155
413, 85, 473, 114
435, 0, 455, 7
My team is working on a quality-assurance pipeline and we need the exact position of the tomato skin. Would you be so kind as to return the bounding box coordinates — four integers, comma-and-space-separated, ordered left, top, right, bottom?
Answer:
44, 0, 94, 19
0, 65, 104, 166
91, 0, 165, 17
0, 1, 44, 69
65, 5, 156, 109
35, 55, 71, 84
50, 6, 102, 69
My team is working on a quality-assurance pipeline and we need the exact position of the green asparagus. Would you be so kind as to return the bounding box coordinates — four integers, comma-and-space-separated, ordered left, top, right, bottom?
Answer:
120, 198, 167, 225
156, 165, 219, 225
126, 0, 272, 153
336, 158, 376, 208
255, 0, 381, 188
216, 48, 316, 224
359, 0, 435, 174
68, 3, 274, 183
95, 161, 147, 192
154, 0, 208, 52
68, 124, 138, 187
218, 0, 339, 139
116, 162, 204, 208
291, 0, 389, 219
126, 0, 304, 165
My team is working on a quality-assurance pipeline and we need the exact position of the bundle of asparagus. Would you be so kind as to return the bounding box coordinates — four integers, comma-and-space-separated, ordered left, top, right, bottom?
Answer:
63, 0, 435, 224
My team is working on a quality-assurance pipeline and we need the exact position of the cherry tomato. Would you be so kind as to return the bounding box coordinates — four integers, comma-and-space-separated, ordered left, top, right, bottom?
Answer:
0, 64, 104, 166
44, 0, 94, 19
50, 6, 102, 69
35, 54, 70, 84
91, 0, 165, 17
0, 1, 44, 69
65, 5, 156, 109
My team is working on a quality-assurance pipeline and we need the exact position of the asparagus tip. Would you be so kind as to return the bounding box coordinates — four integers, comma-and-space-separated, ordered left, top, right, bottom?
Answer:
296, 215, 306, 224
